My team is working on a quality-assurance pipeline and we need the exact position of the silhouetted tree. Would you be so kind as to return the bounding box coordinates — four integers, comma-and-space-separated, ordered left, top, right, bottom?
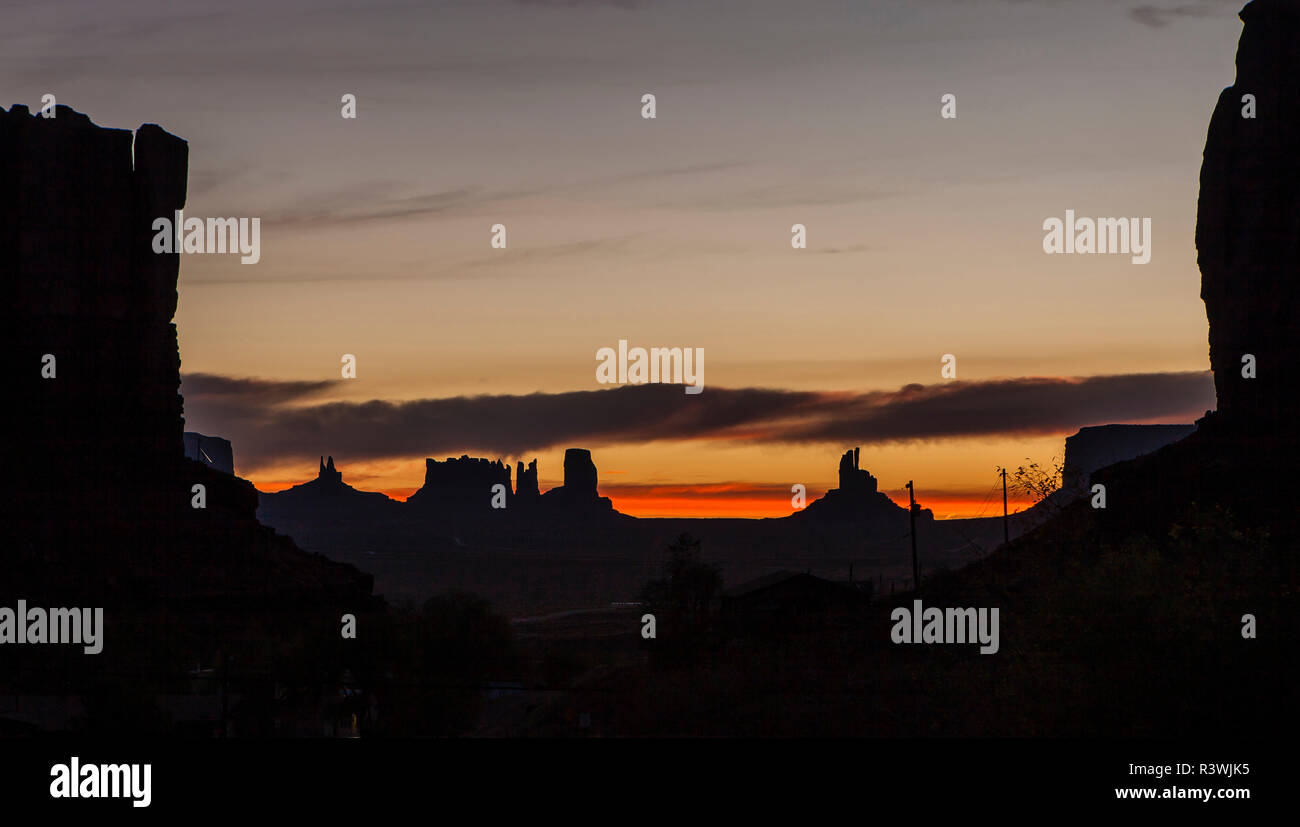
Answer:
372, 591, 518, 736
1008, 457, 1065, 513
639, 534, 721, 661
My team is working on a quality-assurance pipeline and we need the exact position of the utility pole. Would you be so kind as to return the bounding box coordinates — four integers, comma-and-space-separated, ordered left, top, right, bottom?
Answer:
906, 480, 919, 591
1001, 467, 1009, 546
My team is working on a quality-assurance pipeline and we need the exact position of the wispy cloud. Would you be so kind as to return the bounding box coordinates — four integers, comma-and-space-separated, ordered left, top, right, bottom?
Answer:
260, 162, 744, 231
262, 187, 486, 229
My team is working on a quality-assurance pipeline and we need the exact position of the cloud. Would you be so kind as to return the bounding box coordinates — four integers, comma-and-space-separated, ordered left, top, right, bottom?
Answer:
262, 186, 489, 229
181, 371, 1214, 473
181, 374, 335, 437
182, 373, 334, 405
1129, 2, 1232, 28
259, 162, 744, 232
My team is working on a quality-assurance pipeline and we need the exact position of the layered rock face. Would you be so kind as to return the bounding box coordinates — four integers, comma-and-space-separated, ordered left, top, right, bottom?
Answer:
1196, 0, 1300, 432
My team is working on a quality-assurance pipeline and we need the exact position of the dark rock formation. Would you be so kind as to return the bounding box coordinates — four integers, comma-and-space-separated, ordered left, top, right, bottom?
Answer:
837, 447, 878, 494
562, 448, 598, 498
257, 456, 401, 529
1196, 0, 1300, 432
1086, 1, 1300, 544
184, 432, 234, 475
1, 102, 371, 595
539, 448, 613, 512
799, 448, 929, 522
407, 455, 512, 511
515, 459, 540, 500
1061, 424, 1195, 494
319, 455, 342, 485
3, 105, 372, 732
4, 105, 187, 501
263, 455, 384, 502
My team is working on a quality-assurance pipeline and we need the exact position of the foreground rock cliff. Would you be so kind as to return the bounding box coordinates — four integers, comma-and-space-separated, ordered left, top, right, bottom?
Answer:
1090, 0, 1300, 541
1197, 0, 1300, 433
1, 106, 372, 729
921, 0, 1300, 736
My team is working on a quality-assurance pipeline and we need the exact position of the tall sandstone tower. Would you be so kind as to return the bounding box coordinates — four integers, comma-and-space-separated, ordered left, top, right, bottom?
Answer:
2, 105, 187, 515
1, 104, 369, 606
1196, 0, 1300, 432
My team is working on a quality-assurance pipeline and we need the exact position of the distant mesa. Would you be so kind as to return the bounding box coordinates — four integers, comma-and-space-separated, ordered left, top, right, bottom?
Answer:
407, 455, 513, 512
183, 432, 233, 475
260, 447, 618, 527
405, 448, 613, 515
1061, 424, 1194, 496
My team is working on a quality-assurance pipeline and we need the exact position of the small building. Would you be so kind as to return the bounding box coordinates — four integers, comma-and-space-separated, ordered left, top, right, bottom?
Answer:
721, 571, 866, 633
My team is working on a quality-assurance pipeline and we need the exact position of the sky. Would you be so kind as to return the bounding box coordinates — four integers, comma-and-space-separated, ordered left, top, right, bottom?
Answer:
4, 0, 1242, 516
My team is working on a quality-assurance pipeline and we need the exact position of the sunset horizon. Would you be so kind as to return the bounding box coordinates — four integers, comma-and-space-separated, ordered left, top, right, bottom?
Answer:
3, 0, 1236, 525
9, 0, 1297, 802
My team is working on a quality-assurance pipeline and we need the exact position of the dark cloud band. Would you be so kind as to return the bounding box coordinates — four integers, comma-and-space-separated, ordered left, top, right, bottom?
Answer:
180, 371, 1213, 472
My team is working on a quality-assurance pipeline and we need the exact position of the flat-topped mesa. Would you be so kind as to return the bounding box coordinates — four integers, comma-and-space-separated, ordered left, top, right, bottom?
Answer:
407, 454, 512, 510
515, 459, 540, 500
1061, 425, 1195, 494
1197, 0, 1300, 433
837, 447, 878, 494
